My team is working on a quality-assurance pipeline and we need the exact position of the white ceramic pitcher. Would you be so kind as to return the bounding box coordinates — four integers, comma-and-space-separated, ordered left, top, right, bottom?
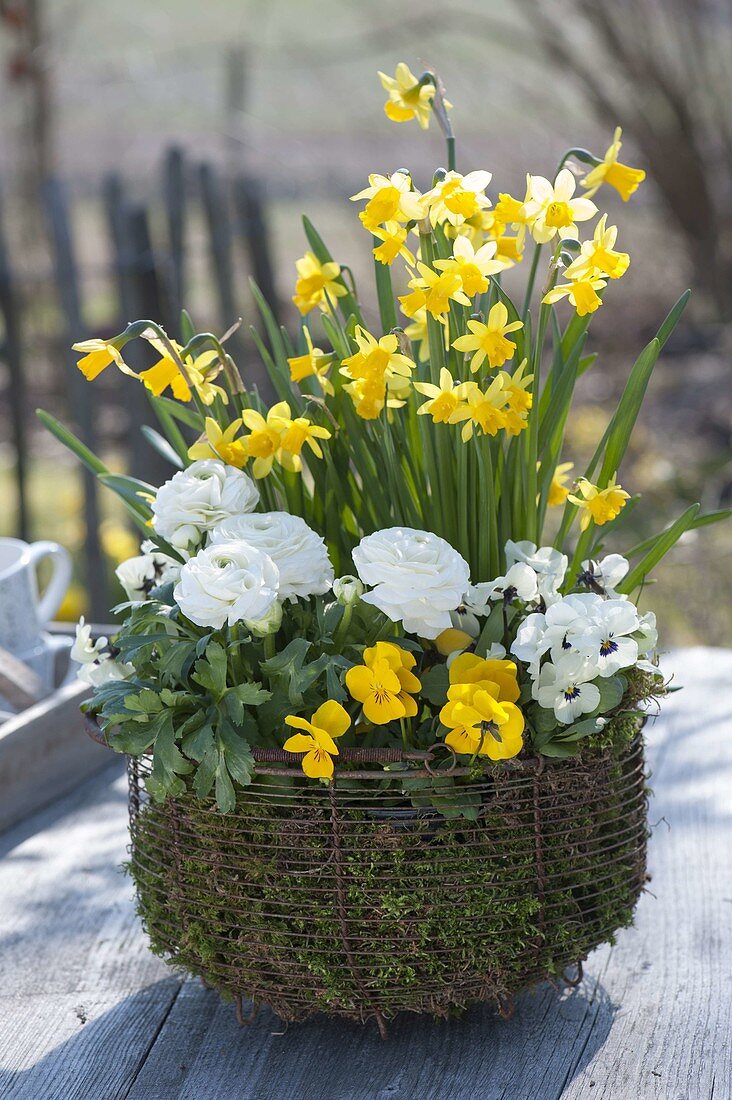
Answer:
0, 537, 73, 656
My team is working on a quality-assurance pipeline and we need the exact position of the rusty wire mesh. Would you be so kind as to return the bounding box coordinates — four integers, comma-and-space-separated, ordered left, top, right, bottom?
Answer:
125, 736, 648, 1037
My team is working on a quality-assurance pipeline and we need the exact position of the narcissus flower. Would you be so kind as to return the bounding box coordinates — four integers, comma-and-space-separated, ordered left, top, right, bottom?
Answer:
426, 170, 492, 228
525, 169, 598, 243
188, 417, 248, 468
283, 701, 351, 779
378, 63, 449, 130
449, 377, 507, 441
351, 171, 427, 231
346, 641, 420, 724
434, 236, 504, 297
564, 214, 630, 281
543, 275, 607, 317
493, 179, 533, 229
403, 308, 430, 362
414, 368, 471, 424
73, 338, 135, 382
581, 127, 646, 201
497, 359, 533, 436
278, 416, 331, 473
371, 221, 416, 266
568, 475, 630, 530
341, 326, 415, 420
240, 401, 329, 478
140, 340, 228, 406
452, 302, 523, 371
287, 328, 335, 396
406, 263, 471, 322
548, 461, 575, 506
292, 252, 347, 315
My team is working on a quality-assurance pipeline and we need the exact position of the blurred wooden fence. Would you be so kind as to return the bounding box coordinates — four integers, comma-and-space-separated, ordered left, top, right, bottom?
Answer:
0, 146, 280, 618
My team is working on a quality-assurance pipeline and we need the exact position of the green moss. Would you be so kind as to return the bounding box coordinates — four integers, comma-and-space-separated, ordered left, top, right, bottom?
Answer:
128, 730, 648, 1025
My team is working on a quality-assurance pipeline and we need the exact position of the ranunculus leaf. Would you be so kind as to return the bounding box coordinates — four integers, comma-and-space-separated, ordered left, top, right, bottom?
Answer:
419, 664, 450, 707
192, 641, 229, 699
218, 722, 255, 788
214, 755, 236, 813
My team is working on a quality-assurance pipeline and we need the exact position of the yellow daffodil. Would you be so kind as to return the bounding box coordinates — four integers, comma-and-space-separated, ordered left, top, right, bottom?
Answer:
434, 236, 504, 297
371, 221, 416, 266
581, 127, 646, 201
140, 339, 228, 406
287, 328, 335, 396
564, 214, 630, 281
525, 168, 598, 244
403, 308, 430, 362
283, 700, 351, 780
239, 402, 290, 478
278, 416, 331, 473
568, 474, 630, 531
425, 170, 492, 228
341, 326, 415, 385
292, 251, 347, 315
448, 652, 521, 704
496, 359, 533, 436
452, 302, 523, 371
407, 263, 471, 322
378, 63, 449, 130
449, 377, 507, 441
485, 215, 526, 267
548, 461, 575, 506
188, 417, 248, 467
350, 171, 427, 232
543, 276, 607, 317
398, 284, 427, 319
414, 367, 471, 424
346, 642, 420, 724
440, 688, 524, 759
493, 178, 533, 229
73, 338, 136, 382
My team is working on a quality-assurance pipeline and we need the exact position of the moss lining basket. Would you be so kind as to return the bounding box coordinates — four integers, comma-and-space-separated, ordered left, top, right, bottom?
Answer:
104, 720, 648, 1039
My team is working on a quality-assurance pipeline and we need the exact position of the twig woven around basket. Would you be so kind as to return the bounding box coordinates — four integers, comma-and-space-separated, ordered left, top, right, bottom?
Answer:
126, 737, 648, 1035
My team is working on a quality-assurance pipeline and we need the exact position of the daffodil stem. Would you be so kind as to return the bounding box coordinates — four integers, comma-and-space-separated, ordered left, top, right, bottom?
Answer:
446, 135, 456, 173
522, 243, 543, 316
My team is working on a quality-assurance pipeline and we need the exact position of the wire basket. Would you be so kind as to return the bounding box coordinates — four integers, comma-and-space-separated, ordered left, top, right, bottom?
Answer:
122, 733, 648, 1038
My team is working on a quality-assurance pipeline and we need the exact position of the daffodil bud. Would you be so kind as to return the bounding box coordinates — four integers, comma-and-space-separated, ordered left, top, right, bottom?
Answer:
244, 601, 283, 638
432, 168, 447, 186
333, 575, 364, 606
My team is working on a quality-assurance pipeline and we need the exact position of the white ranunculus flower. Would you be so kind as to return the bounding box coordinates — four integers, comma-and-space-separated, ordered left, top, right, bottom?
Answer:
115, 551, 181, 602
533, 653, 602, 724
152, 459, 259, 552
210, 511, 333, 600
580, 553, 629, 597
505, 540, 568, 604
174, 540, 279, 629
352, 526, 470, 639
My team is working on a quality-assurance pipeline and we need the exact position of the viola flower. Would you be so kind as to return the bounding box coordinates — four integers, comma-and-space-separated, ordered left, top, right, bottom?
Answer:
453, 303, 523, 371
287, 328, 335, 396
283, 701, 352, 780
73, 338, 136, 382
568, 475, 630, 530
581, 127, 646, 201
449, 377, 507, 441
371, 221, 416, 266
525, 168, 598, 243
292, 251, 347, 315
378, 63, 449, 130
434, 236, 504, 297
564, 215, 630, 282
472, 562, 539, 610
543, 275, 607, 317
188, 417, 248, 468
448, 652, 521, 704
407, 263, 471, 322
440, 688, 524, 759
351, 171, 427, 232
414, 368, 471, 424
579, 553, 629, 597
346, 654, 409, 725
572, 599, 640, 677
403, 308, 430, 362
363, 641, 421, 717
548, 461, 575, 506
533, 654, 601, 724
426, 171, 493, 228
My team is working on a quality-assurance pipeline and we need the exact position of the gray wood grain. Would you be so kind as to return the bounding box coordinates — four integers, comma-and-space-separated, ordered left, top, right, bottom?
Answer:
0, 648, 729, 1100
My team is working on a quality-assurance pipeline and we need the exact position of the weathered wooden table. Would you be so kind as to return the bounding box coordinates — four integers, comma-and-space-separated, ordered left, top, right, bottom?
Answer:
1, 648, 730, 1100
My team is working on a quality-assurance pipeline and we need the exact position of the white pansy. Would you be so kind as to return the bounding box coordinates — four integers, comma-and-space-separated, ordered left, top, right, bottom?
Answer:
210, 511, 333, 600
71, 617, 107, 665
572, 598, 640, 677
533, 654, 601, 724
505, 540, 568, 604
472, 562, 539, 607
635, 610, 658, 656
580, 554, 629, 597
333, 575, 364, 606
449, 606, 481, 638
115, 551, 181, 602
511, 593, 604, 675
77, 652, 135, 688
352, 527, 470, 639
174, 540, 279, 629
152, 459, 259, 552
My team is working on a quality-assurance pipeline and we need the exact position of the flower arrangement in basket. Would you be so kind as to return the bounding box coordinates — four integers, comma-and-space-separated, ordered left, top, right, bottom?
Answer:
43, 63, 727, 1035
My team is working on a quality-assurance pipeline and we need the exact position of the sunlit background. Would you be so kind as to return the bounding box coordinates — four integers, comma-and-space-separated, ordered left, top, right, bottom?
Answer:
0, 0, 730, 643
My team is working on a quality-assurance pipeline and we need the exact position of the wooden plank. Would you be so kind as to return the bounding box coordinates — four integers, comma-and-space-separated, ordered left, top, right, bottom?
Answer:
0, 185, 30, 540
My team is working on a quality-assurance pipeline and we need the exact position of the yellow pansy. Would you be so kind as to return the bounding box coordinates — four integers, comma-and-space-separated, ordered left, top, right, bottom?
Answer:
403, 308, 430, 362
564, 214, 630, 281
426, 170, 492, 228
346, 653, 409, 725
350, 171, 427, 232
414, 368, 471, 424
440, 688, 524, 760
362, 642, 421, 717
188, 417, 248, 468
548, 461, 575, 506
448, 652, 521, 704
407, 263, 471, 322
287, 328, 335, 396
283, 700, 351, 780
568, 474, 630, 531
525, 168, 598, 244
371, 221, 416, 266
449, 377, 507, 441
434, 235, 504, 297
292, 251, 347, 315
543, 276, 607, 317
581, 127, 646, 201
378, 63, 450, 130
452, 302, 523, 372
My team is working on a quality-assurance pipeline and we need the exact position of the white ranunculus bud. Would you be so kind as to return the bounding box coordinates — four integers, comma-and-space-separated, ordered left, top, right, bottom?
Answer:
174, 540, 279, 629
209, 511, 333, 600
115, 551, 181, 602
244, 601, 283, 638
333, 575, 364, 606
352, 526, 470, 639
152, 459, 259, 552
